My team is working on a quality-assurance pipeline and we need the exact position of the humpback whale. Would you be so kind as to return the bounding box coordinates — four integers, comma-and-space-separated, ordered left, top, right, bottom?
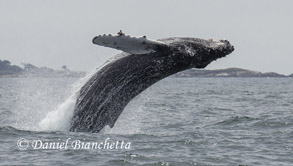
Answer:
70, 31, 234, 132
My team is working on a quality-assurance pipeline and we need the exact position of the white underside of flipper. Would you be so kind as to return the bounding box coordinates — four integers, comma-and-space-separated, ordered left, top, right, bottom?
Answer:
93, 31, 166, 55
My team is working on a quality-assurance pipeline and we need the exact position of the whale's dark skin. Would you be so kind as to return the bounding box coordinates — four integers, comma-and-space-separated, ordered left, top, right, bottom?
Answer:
70, 37, 234, 132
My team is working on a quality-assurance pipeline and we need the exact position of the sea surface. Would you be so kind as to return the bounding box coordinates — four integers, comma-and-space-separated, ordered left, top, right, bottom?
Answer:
0, 77, 292, 166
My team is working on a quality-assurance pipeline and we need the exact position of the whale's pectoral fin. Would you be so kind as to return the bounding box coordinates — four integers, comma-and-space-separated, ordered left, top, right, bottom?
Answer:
92, 31, 166, 55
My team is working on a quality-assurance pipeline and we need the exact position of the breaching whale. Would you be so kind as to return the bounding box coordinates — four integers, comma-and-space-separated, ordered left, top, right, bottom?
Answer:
70, 31, 234, 132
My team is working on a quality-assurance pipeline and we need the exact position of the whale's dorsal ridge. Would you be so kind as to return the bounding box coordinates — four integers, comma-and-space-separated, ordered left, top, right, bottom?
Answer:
92, 31, 166, 55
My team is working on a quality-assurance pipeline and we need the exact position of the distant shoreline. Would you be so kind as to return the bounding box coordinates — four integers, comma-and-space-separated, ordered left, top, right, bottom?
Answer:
0, 59, 85, 78
174, 68, 293, 78
1, 59, 292, 78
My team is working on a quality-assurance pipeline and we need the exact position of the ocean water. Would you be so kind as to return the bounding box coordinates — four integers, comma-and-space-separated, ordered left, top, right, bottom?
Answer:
0, 77, 292, 166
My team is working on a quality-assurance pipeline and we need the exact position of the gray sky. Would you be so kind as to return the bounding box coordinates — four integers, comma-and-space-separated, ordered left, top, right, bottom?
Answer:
0, 0, 292, 75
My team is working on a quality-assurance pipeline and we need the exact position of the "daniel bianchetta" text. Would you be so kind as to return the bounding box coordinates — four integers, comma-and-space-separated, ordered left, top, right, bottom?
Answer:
24, 138, 131, 150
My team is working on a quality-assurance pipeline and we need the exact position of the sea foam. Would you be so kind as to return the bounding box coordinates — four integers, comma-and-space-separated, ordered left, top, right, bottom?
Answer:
38, 71, 94, 131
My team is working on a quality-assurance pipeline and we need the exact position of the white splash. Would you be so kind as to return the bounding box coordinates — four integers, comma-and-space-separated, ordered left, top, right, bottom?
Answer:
38, 71, 95, 132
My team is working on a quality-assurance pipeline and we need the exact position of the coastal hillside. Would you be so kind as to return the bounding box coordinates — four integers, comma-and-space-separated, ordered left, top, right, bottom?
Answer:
0, 60, 85, 78
0, 60, 23, 76
175, 68, 288, 77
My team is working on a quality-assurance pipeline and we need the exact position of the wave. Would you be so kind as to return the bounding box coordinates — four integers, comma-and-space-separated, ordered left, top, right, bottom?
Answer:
0, 126, 36, 136
214, 116, 259, 126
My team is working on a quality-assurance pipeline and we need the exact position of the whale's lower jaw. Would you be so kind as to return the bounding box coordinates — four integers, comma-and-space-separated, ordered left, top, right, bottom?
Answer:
70, 36, 234, 133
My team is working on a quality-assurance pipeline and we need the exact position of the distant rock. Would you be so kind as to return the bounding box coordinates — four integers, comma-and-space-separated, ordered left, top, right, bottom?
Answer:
289, 74, 293, 77
175, 68, 287, 78
62, 65, 69, 71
